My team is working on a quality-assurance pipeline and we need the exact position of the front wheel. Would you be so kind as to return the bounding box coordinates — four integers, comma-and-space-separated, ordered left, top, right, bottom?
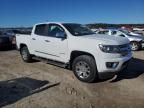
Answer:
72, 55, 98, 83
130, 41, 140, 51
20, 46, 32, 63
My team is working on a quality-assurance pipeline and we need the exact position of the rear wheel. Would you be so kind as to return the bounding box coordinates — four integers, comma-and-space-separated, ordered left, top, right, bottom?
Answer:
130, 41, 140, 51
20, 46, 32, 62
72, 55, 98, 83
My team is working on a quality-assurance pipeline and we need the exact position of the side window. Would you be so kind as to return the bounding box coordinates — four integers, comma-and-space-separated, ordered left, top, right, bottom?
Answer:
97, 31, 103, 34
104, 31, 109, 35
111, 31, 117, 35
35, 24, 48, 36
48, 24, 65, 38
98, 31, 109, 35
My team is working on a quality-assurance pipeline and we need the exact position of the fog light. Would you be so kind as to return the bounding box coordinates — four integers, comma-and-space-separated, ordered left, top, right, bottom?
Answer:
106, 62, 119, 68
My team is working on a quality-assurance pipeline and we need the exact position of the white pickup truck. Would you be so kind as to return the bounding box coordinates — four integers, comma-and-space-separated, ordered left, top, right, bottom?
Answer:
16, 22, 132, 82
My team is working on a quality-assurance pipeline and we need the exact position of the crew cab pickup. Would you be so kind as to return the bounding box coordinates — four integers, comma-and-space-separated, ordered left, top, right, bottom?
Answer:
16, 22, 132, 82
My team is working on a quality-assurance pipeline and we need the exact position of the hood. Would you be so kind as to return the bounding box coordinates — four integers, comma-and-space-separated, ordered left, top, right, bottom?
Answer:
78, 34, 129, 45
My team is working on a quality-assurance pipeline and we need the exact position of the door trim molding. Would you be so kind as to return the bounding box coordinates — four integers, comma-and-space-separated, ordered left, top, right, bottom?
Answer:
35, 50, 60, 57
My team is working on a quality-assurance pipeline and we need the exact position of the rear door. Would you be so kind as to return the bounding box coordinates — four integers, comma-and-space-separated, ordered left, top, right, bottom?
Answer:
30, 24, 48, 56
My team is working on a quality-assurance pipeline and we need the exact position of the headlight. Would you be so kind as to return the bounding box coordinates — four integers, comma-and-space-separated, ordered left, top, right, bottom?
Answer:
99, 44, 120, 53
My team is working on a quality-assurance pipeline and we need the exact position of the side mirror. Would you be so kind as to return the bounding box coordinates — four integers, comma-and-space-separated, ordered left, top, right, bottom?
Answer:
119, 34, 125, 37
56, 32, 66, 39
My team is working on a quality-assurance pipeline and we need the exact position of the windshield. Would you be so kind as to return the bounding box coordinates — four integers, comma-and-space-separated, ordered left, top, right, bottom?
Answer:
119, 29, 130, 35
119, 29, 139, 37
63, 23, 95, 36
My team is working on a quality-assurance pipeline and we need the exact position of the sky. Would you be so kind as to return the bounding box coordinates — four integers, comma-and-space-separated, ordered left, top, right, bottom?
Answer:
0, 0, 144, 27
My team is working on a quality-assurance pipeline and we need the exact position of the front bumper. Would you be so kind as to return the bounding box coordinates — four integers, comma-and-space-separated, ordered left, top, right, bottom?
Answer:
97, 53, 132, 79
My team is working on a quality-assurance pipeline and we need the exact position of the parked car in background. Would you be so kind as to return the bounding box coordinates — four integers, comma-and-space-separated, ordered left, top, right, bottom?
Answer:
16, 22, 132, 83
132, 28, 144, 36
132, 30, 144, 36
121, 29, 143, 36
4, 30, 16, 45
133, 28, 144, 31
0, 31, 13, 49
96, 29, 144, 51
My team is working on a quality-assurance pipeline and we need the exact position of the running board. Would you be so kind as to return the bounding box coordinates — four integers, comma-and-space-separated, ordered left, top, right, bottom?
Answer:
32, 56, 68, 68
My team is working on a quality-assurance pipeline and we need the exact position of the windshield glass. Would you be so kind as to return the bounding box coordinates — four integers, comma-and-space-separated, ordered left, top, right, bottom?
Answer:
63, 23, 95, 36
119, 30, 137, 37
119, 29, 130, 35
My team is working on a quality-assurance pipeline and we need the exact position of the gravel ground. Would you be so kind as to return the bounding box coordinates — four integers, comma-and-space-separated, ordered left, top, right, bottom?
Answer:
0, 50, 144, 108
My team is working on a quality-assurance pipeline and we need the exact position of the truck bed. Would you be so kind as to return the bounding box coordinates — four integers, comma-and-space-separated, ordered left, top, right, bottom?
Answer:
16, 34, 31, 50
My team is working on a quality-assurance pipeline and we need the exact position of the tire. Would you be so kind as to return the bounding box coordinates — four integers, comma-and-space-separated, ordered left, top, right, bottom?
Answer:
72, 55, 98, 83
130, 41, 140, 51
20, 46, 32, 63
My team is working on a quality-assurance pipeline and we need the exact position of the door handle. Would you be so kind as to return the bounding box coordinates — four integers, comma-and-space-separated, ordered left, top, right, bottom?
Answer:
45, 40, 50, 42
32, 38, 36, 40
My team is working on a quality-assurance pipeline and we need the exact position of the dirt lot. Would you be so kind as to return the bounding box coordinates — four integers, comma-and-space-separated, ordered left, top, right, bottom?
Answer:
0, 50, 144, 108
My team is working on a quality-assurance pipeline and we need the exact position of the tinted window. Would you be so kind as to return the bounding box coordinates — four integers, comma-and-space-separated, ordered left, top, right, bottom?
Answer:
119, 30, 130, 35
97, 30, 109, 35
111, 31, 117, 35
48, 24, 65, 37
35, 24, 48, 36
112, 30, 126, 37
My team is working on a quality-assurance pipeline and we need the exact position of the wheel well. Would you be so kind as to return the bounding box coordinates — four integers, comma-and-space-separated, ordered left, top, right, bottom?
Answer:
70, 51, 95, 69
20, 44, 27, 50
